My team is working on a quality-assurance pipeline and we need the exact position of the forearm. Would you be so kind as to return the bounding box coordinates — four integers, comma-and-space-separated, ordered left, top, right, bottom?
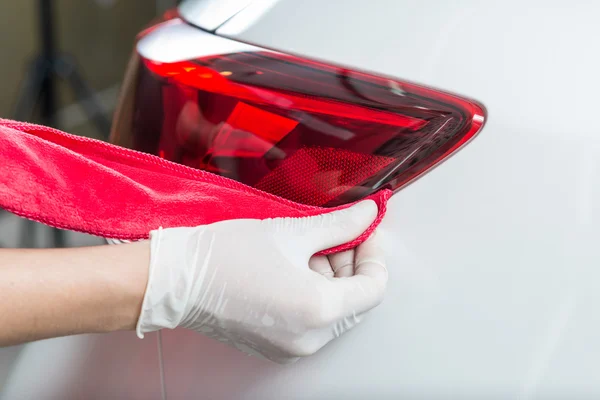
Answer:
0, 241, 149, 347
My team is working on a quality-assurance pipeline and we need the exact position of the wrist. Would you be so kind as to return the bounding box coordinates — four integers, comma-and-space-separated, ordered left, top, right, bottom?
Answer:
98, 241, 150, 332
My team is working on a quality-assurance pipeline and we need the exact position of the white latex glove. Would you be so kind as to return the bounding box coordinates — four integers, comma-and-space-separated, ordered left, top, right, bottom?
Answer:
136, 200, 387, 363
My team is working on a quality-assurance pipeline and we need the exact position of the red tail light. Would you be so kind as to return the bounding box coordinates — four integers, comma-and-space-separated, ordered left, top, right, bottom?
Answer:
111, 18, 485, 207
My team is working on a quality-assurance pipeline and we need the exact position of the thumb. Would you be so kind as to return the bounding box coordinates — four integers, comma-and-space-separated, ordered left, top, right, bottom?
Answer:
295, 199, 378, 256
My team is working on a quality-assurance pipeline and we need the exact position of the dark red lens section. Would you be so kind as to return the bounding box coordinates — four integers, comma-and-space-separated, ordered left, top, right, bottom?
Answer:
255, 147, 395, 206
113, 24, 485, 207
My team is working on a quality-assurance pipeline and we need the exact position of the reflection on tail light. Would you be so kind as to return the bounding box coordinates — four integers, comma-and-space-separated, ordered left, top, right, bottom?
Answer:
112, 18, 486, 207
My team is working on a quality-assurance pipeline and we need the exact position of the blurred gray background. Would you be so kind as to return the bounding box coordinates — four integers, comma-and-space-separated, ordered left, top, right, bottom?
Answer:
0, 0, 178, 390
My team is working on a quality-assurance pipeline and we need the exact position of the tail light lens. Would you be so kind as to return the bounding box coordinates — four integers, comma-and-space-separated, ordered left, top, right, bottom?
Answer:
111, 17, 485, 207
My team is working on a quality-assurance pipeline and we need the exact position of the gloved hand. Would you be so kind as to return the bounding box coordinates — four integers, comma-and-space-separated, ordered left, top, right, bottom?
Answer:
136, 200, 388, 363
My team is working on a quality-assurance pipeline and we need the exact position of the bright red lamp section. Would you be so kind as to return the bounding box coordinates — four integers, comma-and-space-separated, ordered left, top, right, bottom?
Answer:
112, 19, 486, 207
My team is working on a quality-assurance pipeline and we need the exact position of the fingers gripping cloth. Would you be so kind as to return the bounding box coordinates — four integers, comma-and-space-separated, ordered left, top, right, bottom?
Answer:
0, 119, 391, 254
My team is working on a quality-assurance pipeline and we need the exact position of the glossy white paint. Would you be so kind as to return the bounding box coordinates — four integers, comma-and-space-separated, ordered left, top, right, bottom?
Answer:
178, 0, 252, 31
3, 1, 600, 399
0, 332, 164, 400
137, 19, 262, 63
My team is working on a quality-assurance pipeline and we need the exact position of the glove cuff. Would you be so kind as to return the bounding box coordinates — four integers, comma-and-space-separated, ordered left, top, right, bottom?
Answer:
136, 227, 190, 338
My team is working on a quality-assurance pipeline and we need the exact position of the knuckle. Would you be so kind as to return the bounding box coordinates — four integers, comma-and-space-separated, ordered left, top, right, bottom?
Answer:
285, 343, 314, 358
284, 338, 325, 358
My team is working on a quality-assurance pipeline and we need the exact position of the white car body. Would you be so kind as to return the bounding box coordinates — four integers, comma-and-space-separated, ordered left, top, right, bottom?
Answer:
3, 1, 600, 399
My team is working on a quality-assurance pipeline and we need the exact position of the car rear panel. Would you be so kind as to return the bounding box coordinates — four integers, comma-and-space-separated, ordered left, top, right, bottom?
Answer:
163, 1, 600, 399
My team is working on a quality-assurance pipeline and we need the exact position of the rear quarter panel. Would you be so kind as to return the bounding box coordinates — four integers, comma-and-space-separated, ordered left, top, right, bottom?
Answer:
162, 1, 600, 399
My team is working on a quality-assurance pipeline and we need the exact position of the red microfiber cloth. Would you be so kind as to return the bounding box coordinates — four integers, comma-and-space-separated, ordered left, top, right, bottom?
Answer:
0, 119, 391, 255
